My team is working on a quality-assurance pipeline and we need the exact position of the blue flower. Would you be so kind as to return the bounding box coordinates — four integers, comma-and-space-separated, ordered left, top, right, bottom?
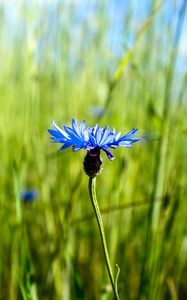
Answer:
48, 118, 140, 160
20, 189, 38, 202
88, 105, 105, 118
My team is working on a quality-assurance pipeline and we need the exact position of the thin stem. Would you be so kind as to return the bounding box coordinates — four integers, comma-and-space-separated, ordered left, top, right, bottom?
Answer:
88, 177, 120, 300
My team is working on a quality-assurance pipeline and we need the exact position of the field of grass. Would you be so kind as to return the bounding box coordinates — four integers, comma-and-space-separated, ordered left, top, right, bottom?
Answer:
0, 1, 187, 299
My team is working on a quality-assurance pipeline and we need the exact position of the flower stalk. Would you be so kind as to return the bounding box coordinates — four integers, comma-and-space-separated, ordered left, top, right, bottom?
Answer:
88, 177, 120, 300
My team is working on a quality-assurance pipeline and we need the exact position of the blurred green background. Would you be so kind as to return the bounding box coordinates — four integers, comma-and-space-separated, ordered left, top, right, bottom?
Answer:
0, 0, 187, 299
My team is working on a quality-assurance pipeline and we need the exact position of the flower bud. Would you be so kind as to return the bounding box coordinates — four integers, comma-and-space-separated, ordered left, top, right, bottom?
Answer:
83, 147, 103, 178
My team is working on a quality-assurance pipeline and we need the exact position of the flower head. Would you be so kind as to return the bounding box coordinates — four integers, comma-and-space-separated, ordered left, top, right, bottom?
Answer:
20, 189, 38, 202
48, 119, 140, 177
48, 118, 140, 160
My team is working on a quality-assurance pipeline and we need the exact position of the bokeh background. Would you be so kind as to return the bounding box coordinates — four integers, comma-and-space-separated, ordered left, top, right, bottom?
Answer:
0, 0, 187, 299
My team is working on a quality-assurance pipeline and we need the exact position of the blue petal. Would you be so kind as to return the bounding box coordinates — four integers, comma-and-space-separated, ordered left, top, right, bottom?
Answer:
116, 129, 140, 144
84, 127, 90, 141
48, 129, 63, 138
101, 146, 115, 160
118, 141, 132, 147
58, 141, 73, 151
99, 126, 110, 145
79, 120, 86, 134
89, 133, 97, 146
48, 129, 67, 142
114, 131, 121, 140
124, 128, 138, 137
51, 121, 69, 139
103, 134, 116, 145
72, 118, 82, 138
95, 126, 102, 144
92, 124, 99, 135
64, 126, 82, 143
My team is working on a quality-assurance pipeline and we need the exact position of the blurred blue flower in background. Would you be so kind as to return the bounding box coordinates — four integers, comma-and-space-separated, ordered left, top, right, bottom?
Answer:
20, 189, 38, 202
88, 105, 105, 118
48, 118, 140, 160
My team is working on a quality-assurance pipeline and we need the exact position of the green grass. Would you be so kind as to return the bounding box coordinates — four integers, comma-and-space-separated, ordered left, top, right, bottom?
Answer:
0, 1, 187, 299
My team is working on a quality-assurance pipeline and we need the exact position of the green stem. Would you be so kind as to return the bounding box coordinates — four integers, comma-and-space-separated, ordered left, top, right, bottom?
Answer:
88, 177, 120, 300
